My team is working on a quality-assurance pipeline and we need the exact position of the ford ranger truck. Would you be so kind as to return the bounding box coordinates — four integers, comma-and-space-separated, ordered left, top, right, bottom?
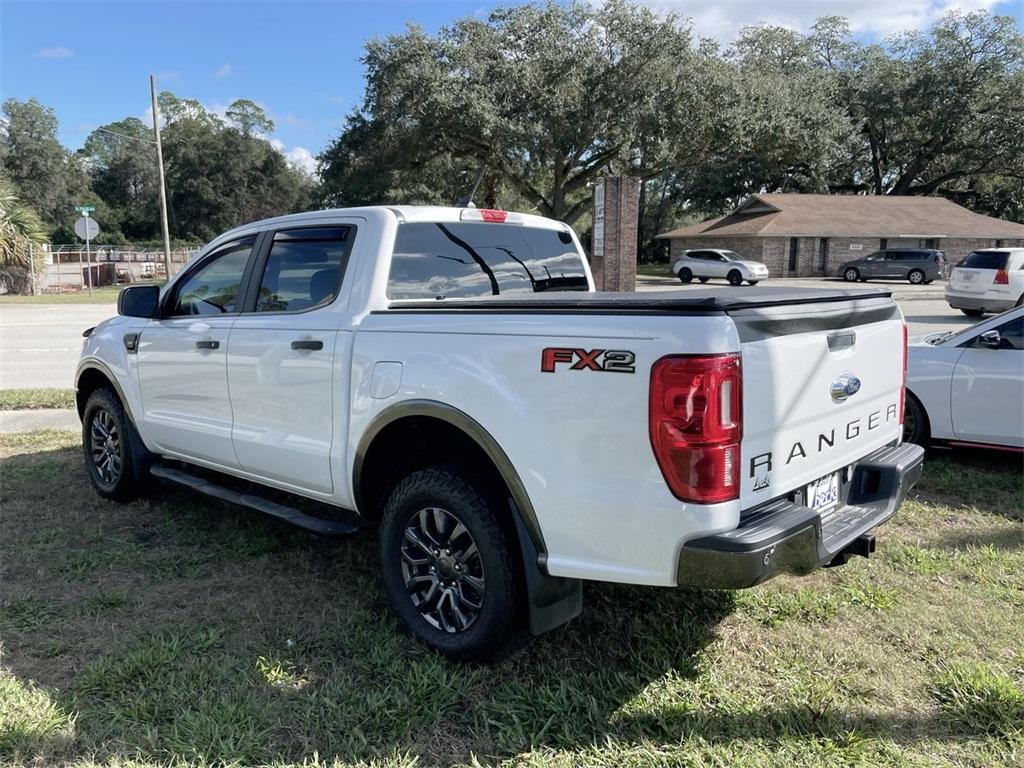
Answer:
77, 206, 924, 661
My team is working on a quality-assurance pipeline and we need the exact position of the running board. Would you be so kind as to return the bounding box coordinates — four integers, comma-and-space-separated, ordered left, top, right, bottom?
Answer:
150, 464, 359, 536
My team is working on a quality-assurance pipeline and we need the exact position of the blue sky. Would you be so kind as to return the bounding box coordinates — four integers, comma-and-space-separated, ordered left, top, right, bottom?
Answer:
2, 0, 1020, 175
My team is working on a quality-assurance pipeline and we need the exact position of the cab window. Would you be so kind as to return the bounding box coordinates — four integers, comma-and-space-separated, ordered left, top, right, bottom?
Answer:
168, 237, 255, 316
252, 227, 353, 313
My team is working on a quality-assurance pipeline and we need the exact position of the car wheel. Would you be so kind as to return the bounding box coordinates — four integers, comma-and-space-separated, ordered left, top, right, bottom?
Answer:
960, 308, 985, 318
678, 267, 693, 284
908, 269, 925, 285
747, 280, 760, 286
903, 393, 930, 447
843, 268, 860, 282
379, 466, 526, 662
698, 277, 709, 283
727, 270, 743, 286
82, 387, 148, 502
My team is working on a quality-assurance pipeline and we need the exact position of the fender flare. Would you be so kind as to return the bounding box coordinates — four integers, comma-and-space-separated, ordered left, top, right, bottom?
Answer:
353, 398, 547, 561
75, 358, 138, 426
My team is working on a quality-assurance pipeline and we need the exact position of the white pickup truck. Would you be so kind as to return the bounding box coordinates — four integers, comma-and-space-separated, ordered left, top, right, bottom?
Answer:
77, 206, 924, 660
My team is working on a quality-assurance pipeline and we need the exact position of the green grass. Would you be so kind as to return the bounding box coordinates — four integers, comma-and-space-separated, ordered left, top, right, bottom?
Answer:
0, 432, 1022, 767
0, 281, 162, 305
0, 389, 75, 411
636, 263, 672, 278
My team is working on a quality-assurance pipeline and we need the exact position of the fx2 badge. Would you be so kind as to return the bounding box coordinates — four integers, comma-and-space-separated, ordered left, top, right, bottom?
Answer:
541, 347, 636, 374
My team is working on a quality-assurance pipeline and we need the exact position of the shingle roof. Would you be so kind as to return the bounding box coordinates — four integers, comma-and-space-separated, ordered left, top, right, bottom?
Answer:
657, 194, 1024, 239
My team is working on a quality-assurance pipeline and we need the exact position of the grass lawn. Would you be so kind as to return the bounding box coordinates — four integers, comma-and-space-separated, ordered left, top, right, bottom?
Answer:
0, 389, 76, 411
636, 263, 673, 279
0, 282, 162, 305
1, 431, 1021, 767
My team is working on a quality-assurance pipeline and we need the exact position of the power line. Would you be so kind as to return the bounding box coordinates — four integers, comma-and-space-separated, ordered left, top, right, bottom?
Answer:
94, 127, 157, 145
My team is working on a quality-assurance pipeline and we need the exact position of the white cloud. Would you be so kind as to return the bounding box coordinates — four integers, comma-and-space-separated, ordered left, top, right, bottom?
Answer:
36, 46, 74, 59
214, 63, 233, 79
268, 138, 317, 177
285, 146, 317, 177
638, 0, 1004, 42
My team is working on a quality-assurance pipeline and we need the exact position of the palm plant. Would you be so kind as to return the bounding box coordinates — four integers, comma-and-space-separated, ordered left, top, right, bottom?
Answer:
0, 173, 48, 267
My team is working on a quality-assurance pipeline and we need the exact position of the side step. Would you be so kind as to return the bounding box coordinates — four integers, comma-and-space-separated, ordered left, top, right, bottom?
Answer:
150, 464, 359, 536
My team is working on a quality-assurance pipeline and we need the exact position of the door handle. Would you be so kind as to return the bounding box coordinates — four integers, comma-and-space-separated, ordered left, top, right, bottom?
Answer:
195, 339, 220, 350
291, 339, 324, 351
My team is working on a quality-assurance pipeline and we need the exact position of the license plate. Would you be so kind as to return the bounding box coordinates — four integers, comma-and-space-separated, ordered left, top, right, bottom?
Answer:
962, 271, 975, 282
807, 471, 840, 514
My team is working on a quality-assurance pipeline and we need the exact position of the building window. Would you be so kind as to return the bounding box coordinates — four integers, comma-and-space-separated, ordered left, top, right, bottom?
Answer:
817, 238, 829, 273
996, 239, 1005, 248
788, 238, 799, 273
880, 238, 888, 250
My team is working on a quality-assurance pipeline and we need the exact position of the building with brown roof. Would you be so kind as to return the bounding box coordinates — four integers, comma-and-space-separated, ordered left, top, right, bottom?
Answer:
657, 194, 1024, 277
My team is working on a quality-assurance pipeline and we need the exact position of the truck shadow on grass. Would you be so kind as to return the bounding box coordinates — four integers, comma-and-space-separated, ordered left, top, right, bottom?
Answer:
1, 441, 1021, 767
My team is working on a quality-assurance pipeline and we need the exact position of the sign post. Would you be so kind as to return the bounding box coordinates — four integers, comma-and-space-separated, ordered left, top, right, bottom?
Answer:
74, 206, 99, 297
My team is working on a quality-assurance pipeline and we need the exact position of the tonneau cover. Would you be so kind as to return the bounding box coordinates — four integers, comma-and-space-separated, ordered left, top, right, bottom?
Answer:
387, 286, 893, 313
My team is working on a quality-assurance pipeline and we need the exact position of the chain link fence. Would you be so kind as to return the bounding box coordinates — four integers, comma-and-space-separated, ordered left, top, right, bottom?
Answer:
35, 243, 204, 294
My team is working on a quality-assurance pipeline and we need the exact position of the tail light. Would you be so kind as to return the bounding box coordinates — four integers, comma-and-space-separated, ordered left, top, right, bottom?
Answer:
994, 269, 1009, 285
899, 323, 908, 429
459, 208, 523, 224
649, 354, 742, 504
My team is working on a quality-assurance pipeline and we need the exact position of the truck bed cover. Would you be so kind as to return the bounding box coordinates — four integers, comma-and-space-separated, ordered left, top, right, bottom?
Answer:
387, 287, 894, 313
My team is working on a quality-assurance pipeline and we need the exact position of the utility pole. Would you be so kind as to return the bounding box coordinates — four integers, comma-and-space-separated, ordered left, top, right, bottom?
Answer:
150, 74, 173, 280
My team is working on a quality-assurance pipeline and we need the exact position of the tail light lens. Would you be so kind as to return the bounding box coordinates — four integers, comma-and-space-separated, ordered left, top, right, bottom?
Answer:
649, 354, 742, 503
899, 323, 908, 429
994, 269, 1009, 285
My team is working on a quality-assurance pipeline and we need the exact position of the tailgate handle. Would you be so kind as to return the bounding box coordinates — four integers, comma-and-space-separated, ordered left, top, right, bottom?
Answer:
827, 331, 856, 351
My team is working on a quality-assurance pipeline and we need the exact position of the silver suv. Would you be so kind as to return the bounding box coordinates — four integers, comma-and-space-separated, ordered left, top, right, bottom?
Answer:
839, 248, 948, 284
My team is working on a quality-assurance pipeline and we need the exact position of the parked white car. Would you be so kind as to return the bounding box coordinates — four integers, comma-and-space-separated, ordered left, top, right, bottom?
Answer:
671, 249, 769, 286
945, 248, 1024, 317
904, 306, 1024, 450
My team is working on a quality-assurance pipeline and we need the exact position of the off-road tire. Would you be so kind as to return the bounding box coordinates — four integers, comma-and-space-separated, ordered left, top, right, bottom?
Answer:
82, 387, 148, 502
379, 466, 526, 662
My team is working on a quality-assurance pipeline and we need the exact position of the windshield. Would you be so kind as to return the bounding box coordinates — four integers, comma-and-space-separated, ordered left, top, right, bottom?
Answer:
959, 251, 1009, 270
388, 222, 589, 299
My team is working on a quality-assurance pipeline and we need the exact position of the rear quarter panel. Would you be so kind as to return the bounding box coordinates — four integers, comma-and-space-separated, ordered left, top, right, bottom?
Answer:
350, 311, 741, 586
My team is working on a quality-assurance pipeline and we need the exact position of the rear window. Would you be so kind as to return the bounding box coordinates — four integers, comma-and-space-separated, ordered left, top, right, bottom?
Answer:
388, 222, 589, 299
959, 251, 1009, 270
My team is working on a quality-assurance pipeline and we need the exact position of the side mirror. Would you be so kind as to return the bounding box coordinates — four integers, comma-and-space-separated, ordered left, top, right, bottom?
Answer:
977, 329, 1001, 348
118, 285, 160, 318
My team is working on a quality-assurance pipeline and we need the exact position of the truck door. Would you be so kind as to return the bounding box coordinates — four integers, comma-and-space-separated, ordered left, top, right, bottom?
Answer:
136, 235, 257, 468
226, 225, 356, 495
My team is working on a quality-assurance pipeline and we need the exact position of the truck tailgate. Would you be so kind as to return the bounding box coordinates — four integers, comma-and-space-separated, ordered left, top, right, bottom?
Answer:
730, 294, 904, 510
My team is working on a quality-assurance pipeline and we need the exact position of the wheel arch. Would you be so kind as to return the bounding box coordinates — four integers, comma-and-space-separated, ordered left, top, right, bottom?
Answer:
905, 388, 932, 443
75, 360, 136, 424
353, 400, 546, 560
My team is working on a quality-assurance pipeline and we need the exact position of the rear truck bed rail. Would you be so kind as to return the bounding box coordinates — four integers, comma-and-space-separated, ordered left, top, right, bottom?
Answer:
676, 442, 924, 589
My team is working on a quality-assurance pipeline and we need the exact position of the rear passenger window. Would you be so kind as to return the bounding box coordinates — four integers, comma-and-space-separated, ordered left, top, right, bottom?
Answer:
959, 251, 1010, 270
388, 222, 588, 299
253, 227, 352, 312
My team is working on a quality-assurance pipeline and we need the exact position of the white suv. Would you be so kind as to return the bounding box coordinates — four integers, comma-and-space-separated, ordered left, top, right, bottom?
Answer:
946, 248, 1024, 317
671, 249, 769, 286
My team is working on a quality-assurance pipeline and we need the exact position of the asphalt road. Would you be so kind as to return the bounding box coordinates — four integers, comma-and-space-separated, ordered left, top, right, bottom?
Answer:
0, 279, 978, 390
0, 303, 115, 390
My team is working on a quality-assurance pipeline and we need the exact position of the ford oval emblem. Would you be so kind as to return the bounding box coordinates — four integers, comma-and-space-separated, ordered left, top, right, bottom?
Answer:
831, 373, 861, 402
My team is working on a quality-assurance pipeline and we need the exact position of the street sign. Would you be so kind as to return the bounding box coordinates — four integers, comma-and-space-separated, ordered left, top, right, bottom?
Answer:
75, 205, 96, 214
74, 216, 100, 241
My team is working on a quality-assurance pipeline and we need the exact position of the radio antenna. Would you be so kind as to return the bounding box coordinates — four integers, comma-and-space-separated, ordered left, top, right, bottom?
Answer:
455, 166, 486, 208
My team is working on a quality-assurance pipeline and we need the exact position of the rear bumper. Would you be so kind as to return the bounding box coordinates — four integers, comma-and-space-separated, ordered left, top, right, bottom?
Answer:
676, 442, 924, 589
945, 289, 1016, 311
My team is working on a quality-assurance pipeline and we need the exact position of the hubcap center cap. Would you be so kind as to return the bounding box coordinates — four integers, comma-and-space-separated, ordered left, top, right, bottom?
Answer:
435, 554, 458, 579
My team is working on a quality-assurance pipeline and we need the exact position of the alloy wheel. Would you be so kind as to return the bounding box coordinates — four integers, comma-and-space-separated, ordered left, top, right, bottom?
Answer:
90, 408, 122, 485
401, 507, 485, 633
